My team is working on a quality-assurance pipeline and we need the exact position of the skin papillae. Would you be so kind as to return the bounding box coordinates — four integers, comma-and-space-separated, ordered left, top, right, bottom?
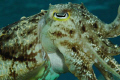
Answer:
0, 2, 120, 80
0, 11, 53, 80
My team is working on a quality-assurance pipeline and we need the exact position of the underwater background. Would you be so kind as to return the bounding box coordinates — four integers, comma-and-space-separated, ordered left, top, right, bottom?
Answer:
0, 0, 120, 80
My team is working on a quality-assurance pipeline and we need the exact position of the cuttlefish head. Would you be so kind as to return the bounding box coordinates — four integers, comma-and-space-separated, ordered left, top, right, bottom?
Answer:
38, 2, 81, 53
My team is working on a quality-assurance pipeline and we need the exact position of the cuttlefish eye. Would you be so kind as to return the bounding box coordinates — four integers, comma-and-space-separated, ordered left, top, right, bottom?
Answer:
53, 12, 70, 21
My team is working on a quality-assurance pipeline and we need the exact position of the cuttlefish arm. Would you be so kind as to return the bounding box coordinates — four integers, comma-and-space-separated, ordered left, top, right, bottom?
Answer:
47, 21, 97, 79
48, 25, 120, 80
88, 5, 120, 38
52, 36, 97, 80
101, 5, 120, 38
53, 37, 120, 80
80, 6, 120, 56
0, 10, 59, 80
95, 63, 114, 80
83, 32, 120, 56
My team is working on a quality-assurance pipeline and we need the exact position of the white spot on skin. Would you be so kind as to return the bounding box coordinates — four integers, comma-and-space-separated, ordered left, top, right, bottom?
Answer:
104, 58, 109, 63
86, 71, 92, 78
90, 55, 92, 58
27, 50, 31, 55
114, 45, 118, 48
34, 52, 44, 64
20, 16, 26, 20
94, 58, 98, 63
71, 52, 74, 56
83, 48, 88, 53
77, 60, 82, 65
33, 44, 42, 53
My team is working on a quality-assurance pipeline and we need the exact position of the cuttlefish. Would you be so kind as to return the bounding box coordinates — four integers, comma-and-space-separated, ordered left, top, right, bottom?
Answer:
0, 2, 120, 80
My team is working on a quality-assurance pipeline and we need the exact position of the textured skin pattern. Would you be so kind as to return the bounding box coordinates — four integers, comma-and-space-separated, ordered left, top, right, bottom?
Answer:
40, 3, 120, 80
0, 11, 51, 80
0, 2, 120, 80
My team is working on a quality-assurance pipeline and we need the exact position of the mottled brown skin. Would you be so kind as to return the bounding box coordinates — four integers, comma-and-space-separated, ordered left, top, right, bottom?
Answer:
40, 3, 120, 80
0, 2, 120, 80
0, 11, 51, 80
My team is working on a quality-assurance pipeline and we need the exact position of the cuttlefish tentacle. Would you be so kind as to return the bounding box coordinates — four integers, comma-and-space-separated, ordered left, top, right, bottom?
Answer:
53, 39, 97, 80
96, 38, 120, 56
53, 37, 120, 80
49, 26, 120, 80
85, 32, 120, 56
94, 55, 120, 80
98, 54, 120, 78
82, 38, 120, 79
94, 63, 114, 80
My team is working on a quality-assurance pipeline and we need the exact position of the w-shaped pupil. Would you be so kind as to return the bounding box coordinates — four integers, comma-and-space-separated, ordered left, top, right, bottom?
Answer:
54, 13, 67, 17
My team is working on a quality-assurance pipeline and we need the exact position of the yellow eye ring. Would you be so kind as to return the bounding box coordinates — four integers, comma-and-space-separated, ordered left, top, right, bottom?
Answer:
53, 12, 70, 21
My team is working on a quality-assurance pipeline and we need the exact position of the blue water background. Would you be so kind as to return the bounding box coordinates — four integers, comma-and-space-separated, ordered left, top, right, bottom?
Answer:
0, 0, 120, 80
